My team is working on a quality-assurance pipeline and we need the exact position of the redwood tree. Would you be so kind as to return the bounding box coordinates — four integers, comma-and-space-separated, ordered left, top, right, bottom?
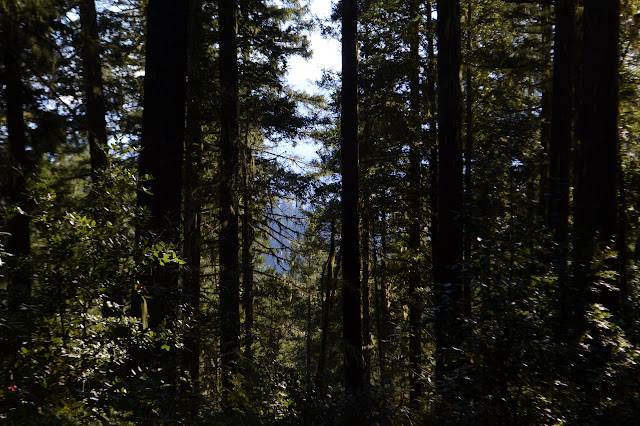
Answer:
573, 0, 621, 328
2, 0, 31, 312
137, 0, 188, 328
549, 0, 576, 333
342, 0, 364, 395
218, 0, 241, 389
78, 0, 109, 182
434, 0, 464, 385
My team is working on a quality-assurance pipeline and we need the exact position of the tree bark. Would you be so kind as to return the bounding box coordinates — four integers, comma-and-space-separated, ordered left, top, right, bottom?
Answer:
2, 0, 31, 312
138, 0, 188, 330
539, 4, 553, 221
407, 0, 423, 404
549, 0, 576, 334
574, 0, 620, 327
78, 0, 109, 182
463, 0, 474, 319
341, 0, 364, 395
361, 221, 372, 387
242, 143, 254, 359
218, 0, 241, 390
372, 225, 389, 388
434, 0, 464, 385
315, 216, 337, 390
182, 0, 204, 391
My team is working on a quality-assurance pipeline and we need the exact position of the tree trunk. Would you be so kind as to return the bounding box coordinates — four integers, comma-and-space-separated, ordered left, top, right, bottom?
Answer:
463, 0, 474, 319
137, 0, 188, 330
315, 216, 337, 390
407, 0, 423, 404
549, 0, 576, 335
361, 221, 372, 387
372, 225, 389, 389
182, 0, 204, 391
2, 0, 31, 312
218, 0, 241, 390
539, 4, 553, 221
574, 0, 620, 328
341, 0, 364, 395
78, 0, 109, 182
242, 143, 254, 359
434, 0, 464, 386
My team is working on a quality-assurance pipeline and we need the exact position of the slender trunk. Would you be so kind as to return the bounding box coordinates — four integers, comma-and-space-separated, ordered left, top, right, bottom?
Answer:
182, 0, 203, 391
407, 0, 423, 404
361, 221, 372, 387
2, 0, 31, 312
78, 0, 109, 181
218, 0, 241, 390
549, 0, 576, 335
315, 216, 337, 390
306, 293, 312, 390
341, 0, 364, 395
434, 0, 464, 385
242, 145, 254, 359
539, 4, 553, 221
426, 0, 439, 327
618, 158, 630, 333
462, 0, 474, 319
574, 0, 620, 328
373, 221, 390, 389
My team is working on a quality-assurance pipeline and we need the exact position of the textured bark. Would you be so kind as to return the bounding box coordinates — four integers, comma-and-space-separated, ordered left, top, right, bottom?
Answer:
407, 0, 423, 404
182, 0, 204, 390
549, 0, 576, 333
218, 0, 241, 389
462, 0, 474, 319
78, 0, 109, 181
539, 4, 553, 221
315, 216, 337, 390
242, 144, 254, 359
373, 221, 390, 389
2, 0, 31, 312
434, 0, 464, 385
426, 0, 438, 322
341, 0, 364, 395
138, 0, 188, 330
361, 222, 372, 387
574, 0, 620, 327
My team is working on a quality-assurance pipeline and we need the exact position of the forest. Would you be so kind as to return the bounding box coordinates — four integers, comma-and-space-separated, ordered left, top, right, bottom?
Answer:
1, 0, 640, 423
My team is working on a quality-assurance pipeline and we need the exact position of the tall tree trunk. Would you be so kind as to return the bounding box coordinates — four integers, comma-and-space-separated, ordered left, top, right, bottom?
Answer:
361, 221, 372, 387
341, 0, 364, 395
218, 0, 241, 390
242, 143, 254, 359
182, 0, 204, 391
434, 0, 464, 386
549, 0, 576, 335
462, 0, 474, 319
372, 225, 389, 389
315, 216, 337, 390
407, 0, 423, 404
425, 0, 439, 335
573, 0, 620, 329
137, 0, 188, 330
2, 0, 31, 312
539, 4, 553, 221
78, 0, 109, 182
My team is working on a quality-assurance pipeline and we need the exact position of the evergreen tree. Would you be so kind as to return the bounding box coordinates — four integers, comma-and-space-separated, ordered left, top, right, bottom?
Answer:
341, 0, 364, 395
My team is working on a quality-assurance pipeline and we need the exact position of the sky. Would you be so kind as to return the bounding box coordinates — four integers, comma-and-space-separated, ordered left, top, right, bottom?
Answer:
279, 0, 341, 164
286, 0, 340, 94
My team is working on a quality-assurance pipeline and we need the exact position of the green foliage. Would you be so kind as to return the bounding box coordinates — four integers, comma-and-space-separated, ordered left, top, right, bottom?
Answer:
0, 157, 193, 423
3, 0, 640, 423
